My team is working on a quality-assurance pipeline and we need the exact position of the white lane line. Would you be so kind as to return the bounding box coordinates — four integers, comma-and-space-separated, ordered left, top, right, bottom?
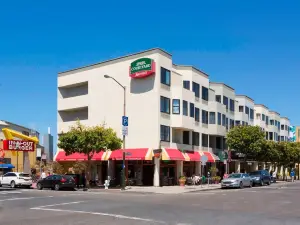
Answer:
31, 201, 85, 209
0, 196, 53, 202
32, 208, 166, 224
0, 191, 22, 194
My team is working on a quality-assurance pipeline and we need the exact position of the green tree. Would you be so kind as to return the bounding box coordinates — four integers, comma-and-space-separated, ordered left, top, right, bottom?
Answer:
226, 125, 265, 161
57, 121, 122, 186
257, 140, 280, 164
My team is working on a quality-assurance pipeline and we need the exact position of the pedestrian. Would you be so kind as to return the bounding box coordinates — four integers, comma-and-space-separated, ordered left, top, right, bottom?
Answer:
290, 169, 295, 182
41, 170, 46, 179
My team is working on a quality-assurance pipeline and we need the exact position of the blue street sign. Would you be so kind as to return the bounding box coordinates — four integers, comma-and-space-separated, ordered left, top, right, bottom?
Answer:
122, 116, 128, 126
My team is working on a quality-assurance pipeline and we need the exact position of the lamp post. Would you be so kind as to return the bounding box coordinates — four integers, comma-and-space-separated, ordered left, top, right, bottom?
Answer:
104, 75, 126, 190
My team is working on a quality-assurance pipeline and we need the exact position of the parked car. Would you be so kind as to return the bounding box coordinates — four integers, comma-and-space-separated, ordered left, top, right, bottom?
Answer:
249, 170, 271, 186
0, 172, 32, 188
221, 173, 252, 189
37, 174, 76, 191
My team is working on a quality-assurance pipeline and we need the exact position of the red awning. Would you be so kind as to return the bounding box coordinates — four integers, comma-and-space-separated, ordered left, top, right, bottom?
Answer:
162, 148, 185, 161
203, 151, 216, 163
184, 151, 201, 161
106, 148, 153, 160
55, 151, 105, 161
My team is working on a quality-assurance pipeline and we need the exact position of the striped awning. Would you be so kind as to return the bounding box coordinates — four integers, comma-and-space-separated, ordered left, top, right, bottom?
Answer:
54, 150, 107, 162
104, 148, 153, 160
201, 151, 220, 163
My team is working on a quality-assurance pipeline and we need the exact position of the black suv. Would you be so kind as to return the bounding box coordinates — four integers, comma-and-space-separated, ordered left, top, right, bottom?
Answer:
249, 170, 271, 186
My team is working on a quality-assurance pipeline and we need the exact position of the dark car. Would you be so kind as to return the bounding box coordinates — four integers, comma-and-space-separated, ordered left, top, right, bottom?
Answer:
249, 170, 271, 186
37, 175, 75, 191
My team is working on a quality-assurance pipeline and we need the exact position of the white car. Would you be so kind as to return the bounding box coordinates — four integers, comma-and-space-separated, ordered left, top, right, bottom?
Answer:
0, 172, 32, 188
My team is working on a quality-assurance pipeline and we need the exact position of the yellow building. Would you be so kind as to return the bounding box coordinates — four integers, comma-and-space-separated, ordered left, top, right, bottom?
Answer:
0, 122, 40, 174
296, 126, 300, 142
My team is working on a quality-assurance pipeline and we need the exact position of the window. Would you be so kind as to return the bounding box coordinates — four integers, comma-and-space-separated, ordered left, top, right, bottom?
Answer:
270, 120, 274, 125
195, 107, 200, 122
281, 136, 284, 141
223, 96, 228, 109
190, 103, 195, 118
281, 125, 284, 130
202, 110, 208, 124
183, 81, 190, 90
269, 132, 273, 140
256, 113, 261, 120
192, 82, 200, 98
161, 67, 170, 86
242, 121, 245, 126
266, 116, 269, 125
160, 125, 170, 142
285, 125, 288, 131
245, 106, 249, 115
202, 86, 209, 101
172, 99, 180, 114
192, 132, 200, 146
217, 113, 222, 125
239, 106, 244, 112
262, 114, 265, 121
216, 95, 221, 103
230, 119, 234, 129
235, 120, 240, 126
222, 114, 226, 126
183, 131, 190, 145
275, 120, 277, 126
209, 112, 216, 124
250, 109, 254, 120
226, 118, 229, 130
229, 99, 235, 112
202, 134, 208, 147
183, 100, 188, 116
160, 96, 170, 114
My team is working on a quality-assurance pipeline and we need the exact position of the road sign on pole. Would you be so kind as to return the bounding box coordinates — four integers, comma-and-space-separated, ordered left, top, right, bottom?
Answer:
122, 126, 128, 136
122, 116, 128, 126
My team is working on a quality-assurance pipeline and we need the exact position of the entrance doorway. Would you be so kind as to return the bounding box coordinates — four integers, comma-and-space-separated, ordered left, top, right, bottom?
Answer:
143, 165, 154, 186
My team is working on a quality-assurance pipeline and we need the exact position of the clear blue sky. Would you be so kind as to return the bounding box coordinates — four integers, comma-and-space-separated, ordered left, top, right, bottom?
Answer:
0, 1, 299, 148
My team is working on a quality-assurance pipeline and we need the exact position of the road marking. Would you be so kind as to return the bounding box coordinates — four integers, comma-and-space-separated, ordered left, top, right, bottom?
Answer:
0, 191, 22, 194
0, 196, 53, 202
31, 201, 85, 209
32, 208, 166, 224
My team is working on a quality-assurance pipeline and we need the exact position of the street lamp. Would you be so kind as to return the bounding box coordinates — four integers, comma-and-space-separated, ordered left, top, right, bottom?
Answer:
104, 75, 126, 190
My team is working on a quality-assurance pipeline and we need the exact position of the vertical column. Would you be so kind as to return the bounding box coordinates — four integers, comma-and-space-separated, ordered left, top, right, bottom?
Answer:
107, 160, 115, 179
98, 163, 102, 185
153, 157, 160, 187
195, 162, 201, 175
235, 161, 240, 173
176, 161, 183, 178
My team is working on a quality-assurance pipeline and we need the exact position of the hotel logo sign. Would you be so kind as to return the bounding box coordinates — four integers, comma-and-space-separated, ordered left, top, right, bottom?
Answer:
129, 58, 155, 78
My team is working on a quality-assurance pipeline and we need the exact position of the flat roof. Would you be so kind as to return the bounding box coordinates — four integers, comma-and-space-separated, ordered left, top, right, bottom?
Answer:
209, 82, 235, 91
236, 95, 254, 102
173, 64, 209, 78
281, 117, 290, 121
269, 111, 280, 116
0, 120, 39, 134
254, 104, 269, 109
58, 48, 171, 76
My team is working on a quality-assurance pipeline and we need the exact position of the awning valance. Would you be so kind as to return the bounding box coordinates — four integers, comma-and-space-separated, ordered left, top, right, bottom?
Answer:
55, 151, 106, 162
162, 148, 186, 161
183, 151, 202, 161
105, 148, 153, 160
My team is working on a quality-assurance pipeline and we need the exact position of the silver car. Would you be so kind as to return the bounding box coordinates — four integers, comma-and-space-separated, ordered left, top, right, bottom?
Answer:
221, 173, 252, 189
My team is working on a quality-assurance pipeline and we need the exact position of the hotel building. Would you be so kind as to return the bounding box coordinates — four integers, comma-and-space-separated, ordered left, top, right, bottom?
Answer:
55, 48, 291, 186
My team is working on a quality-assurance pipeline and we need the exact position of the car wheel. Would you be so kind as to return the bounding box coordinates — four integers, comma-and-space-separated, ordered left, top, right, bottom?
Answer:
260, 180, 264, 186
54, 184, 60, 191
267, 180, 271, 185
239, 182, 244, 189
10, 181, 16, 188
37, 183, 43, 190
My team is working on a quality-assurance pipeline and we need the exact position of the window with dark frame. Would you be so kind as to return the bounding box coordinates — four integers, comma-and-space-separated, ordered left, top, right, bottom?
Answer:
209, 112, 216, 124
281, 124, 284, 130
183, 81, 190, 90
202, 86, 209, 101
192, 132, 200, 146
250, 108, 254, 120
190, 103, 195, 118
172, 99, 180, 114
223, 96, 229, 109
183, 131, 190, 145
183, 100, 188, 116
222, 114, 226, 126
195, 107, 200, 122
160, 96, 170, 114
216, 95, 221, 103
217, 112, 221, 125
160, 125, 170, 142
192, 82, 200, 98
266, 116, 269, 125
229, 99, 235, 112
202, 110, 208, 124
160, 67, 171, 86
239, 106, 244, 112
245, 106, 249, 115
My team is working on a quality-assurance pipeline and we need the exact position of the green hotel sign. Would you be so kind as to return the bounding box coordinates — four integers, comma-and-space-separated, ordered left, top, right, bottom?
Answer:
129, 58, 155, 78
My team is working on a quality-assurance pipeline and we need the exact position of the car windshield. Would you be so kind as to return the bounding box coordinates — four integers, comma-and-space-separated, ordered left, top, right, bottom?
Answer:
19, 173, 30, 177
228, 174, 242, 178
249, 171, 261, 176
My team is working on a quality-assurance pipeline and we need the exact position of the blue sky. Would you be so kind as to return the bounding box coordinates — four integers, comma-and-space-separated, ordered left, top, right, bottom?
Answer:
0, 1, 299, 148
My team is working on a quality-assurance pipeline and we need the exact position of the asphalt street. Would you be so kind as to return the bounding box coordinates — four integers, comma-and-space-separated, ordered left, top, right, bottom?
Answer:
0, 182, 300, 225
